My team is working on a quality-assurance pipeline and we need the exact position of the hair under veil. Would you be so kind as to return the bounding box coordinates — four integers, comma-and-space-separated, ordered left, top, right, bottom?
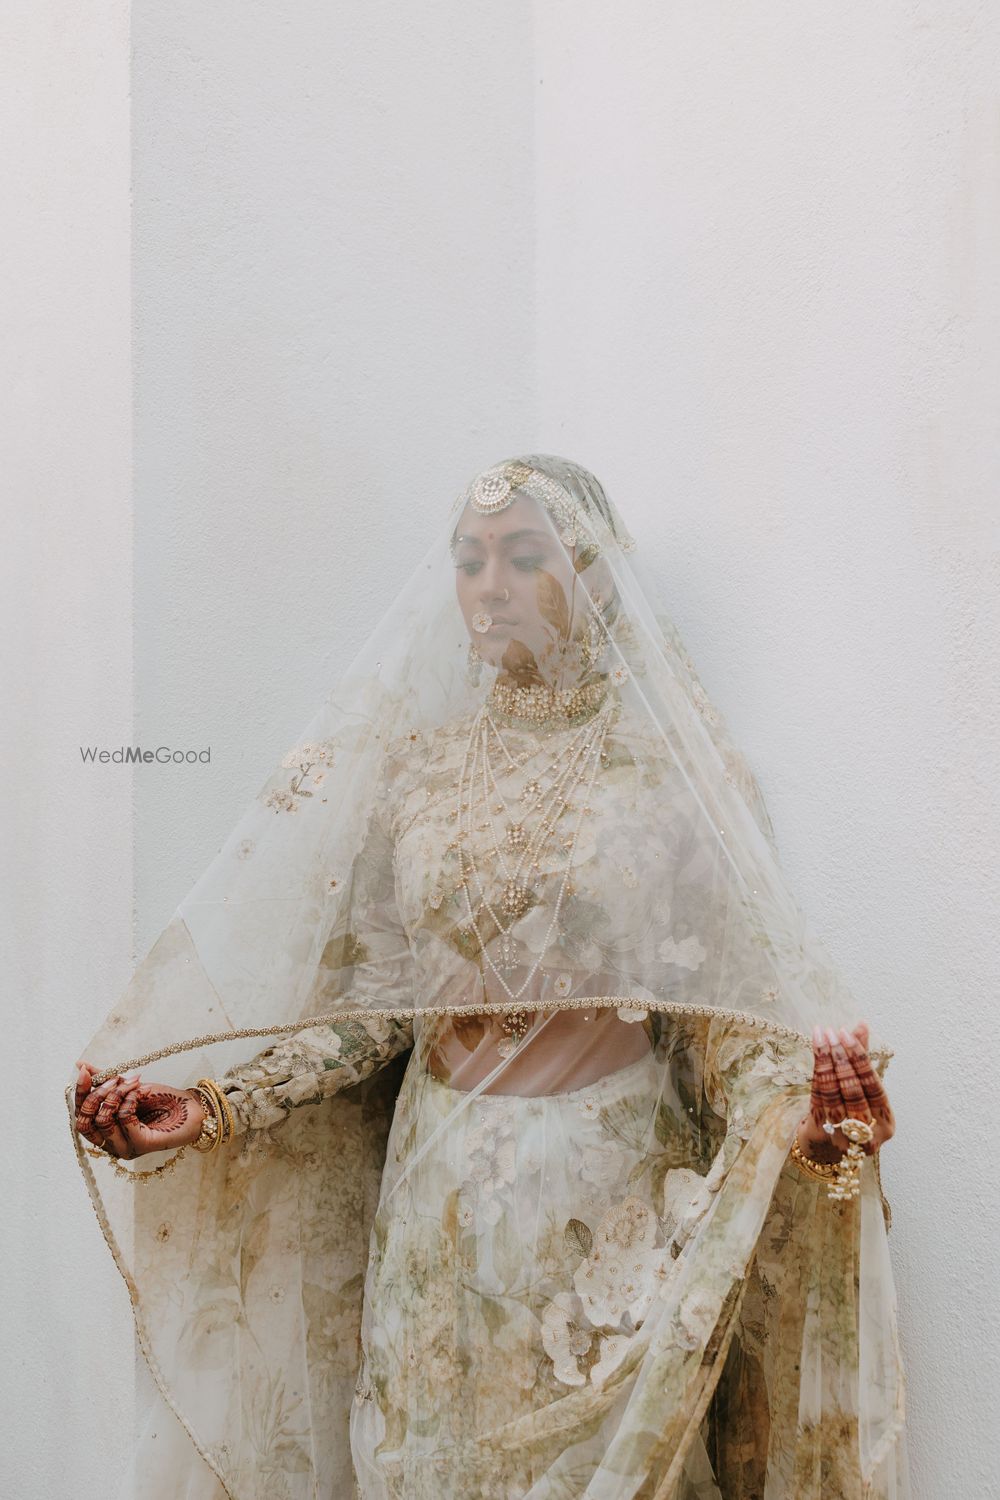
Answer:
69, 455, 909, 1500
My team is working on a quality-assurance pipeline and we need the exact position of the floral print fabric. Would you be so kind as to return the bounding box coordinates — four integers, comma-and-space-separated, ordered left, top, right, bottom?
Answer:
71, 701, 908, 1499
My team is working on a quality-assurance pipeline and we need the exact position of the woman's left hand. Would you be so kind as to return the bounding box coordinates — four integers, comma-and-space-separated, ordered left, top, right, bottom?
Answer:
797, 1021, 896, 1164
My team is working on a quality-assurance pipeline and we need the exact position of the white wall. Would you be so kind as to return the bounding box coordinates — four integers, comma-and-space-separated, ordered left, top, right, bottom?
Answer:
2, 2, 135, 1496
10, 3, 998, 1496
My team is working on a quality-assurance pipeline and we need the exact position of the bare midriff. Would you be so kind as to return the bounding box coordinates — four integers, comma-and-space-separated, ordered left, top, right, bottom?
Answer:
423, 989, 655, 1097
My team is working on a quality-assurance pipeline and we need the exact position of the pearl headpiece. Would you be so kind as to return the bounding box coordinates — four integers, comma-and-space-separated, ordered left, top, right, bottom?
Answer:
451, 460, 635, 555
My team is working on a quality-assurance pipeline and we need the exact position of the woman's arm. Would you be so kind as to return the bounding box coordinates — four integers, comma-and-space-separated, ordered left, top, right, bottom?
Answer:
74, 1012, 414, 1156
77, 790, 417, 1157
216, 1012, 414, 1136
213, 788, 418, 1136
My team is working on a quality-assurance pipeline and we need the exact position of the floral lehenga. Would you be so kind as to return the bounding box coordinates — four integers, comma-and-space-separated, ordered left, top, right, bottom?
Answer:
69, 455, 910, 1500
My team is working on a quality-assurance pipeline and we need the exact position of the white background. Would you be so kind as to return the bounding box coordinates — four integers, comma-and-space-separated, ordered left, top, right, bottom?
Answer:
5, 3, 999, 1496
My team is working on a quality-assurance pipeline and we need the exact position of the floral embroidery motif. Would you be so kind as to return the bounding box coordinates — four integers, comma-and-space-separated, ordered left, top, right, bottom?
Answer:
658, 934, 707, 970
540, 1292, 595, 1387
461, 1107, 519, 1227
263, 740, 337, 812
572, 1196, 661, 1329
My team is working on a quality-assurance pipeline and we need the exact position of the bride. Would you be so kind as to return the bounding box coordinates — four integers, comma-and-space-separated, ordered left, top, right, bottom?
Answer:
70, 455, 906, 1500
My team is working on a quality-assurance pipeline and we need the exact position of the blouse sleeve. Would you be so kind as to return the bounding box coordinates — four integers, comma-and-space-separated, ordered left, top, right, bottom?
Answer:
216, 791, 415, 1138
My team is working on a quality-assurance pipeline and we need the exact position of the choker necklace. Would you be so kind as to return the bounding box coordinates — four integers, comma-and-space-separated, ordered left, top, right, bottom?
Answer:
487, 676, 610, 729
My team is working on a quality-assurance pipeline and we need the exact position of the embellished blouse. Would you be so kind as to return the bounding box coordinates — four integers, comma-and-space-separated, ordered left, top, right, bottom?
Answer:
218, 690, 780, 1136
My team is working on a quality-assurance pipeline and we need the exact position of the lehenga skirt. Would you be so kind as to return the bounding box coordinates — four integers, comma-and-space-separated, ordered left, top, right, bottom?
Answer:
349, 1046, 723, 1500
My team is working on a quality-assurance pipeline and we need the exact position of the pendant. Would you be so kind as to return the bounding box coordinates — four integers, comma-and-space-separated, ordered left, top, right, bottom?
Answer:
497, 1007, 531, 1057
499, 878, 531, 919
495, 931, 518, 972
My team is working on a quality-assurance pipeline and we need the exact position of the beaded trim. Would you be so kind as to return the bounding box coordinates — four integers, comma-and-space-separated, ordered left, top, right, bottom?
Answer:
84, 996, 893, 1085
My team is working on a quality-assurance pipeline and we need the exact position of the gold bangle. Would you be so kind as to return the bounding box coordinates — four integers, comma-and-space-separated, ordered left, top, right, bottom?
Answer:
215, 1084, 235, 1143
790, 1133, 840, 1183
197, 1078, 235, 1146
190, 1085, 222, 1153
198, 1079, 233, 1144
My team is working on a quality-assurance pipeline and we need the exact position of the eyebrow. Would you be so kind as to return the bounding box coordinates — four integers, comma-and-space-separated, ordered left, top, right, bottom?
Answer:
452, 528, 552, 548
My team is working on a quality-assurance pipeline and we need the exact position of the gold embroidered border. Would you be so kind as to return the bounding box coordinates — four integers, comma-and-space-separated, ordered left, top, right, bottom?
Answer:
86, 995, 893, 1084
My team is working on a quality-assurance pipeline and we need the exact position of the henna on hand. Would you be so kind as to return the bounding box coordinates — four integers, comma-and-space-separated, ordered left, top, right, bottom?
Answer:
94, 1076, 139, 1132
799, 1020, 895, 1164
826, 1027, 871, 1123
74, 1069, 203, 1158
838, 1026, 895, 1151
76, 1075, 123, 1141
809, 1037, 843, 1129
841, 1029, 892, 1121
130, 1088, 192, 1136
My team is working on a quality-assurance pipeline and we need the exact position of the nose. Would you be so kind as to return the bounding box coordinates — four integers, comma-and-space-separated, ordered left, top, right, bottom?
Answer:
478, 562, 510, 603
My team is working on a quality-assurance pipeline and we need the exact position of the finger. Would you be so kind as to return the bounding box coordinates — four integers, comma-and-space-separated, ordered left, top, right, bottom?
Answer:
76, 1076, 129, 1138
826, 1028, 872, 1123
839, 1029, 893, 1146
76, 1076, 117, 1128
100, 1083, 142, 1157
810, 1027, 843, 1129
94, 1076, 132, 1131
116, 1081, 146, 1132
74, 1065, 94, 1115
93, 1074, 141, 1128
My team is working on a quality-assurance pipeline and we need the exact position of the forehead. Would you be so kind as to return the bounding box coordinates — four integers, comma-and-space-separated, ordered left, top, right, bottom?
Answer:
453, 492, 551, 544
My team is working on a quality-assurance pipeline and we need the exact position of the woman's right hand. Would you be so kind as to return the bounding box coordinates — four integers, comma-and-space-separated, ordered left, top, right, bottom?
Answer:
74, 1060, 207, 1158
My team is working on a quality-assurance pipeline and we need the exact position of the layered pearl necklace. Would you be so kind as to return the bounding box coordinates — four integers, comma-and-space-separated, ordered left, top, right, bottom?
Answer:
452, 678, 619, 1057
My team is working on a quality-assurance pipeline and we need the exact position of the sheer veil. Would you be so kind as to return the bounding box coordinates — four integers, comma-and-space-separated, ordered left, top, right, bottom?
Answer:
69, 455, 909, 1500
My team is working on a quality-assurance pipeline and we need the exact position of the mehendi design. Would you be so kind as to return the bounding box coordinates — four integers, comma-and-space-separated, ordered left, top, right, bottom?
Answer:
130, 1089, 191, 1135
829, 1038, 869, 1114
809, 1046, 843, 1127
844, 1035, 891, 1116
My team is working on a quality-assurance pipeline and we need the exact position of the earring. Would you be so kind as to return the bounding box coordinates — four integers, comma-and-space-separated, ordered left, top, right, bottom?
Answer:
466, 642, 483, 686
501, 588, 510, 602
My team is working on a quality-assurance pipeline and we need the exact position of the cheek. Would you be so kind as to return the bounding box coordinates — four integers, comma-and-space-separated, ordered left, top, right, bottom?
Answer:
455, 573, 474, 615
